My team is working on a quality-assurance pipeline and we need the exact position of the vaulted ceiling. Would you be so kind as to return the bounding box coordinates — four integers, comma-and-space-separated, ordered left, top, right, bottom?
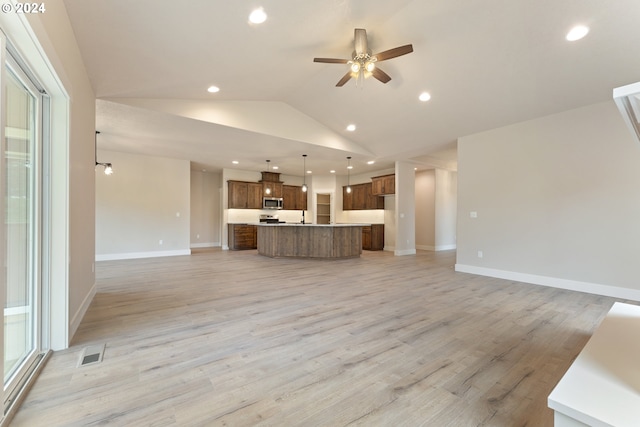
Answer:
64, 0, 640, 176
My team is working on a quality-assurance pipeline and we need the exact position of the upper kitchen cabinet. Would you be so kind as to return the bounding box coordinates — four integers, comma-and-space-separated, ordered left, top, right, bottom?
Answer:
343, 183, 384, 210
261, 171, 283, 198
228, 180, 262, 209
283, 185, 307, 210
371, 174, 395, 195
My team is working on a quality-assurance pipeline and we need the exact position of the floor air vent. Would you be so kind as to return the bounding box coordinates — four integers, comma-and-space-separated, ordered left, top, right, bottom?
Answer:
78, 344, 105, 367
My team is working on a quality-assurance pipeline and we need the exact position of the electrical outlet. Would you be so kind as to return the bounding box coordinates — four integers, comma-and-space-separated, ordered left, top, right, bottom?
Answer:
159, 239, 163, 245
477, 250, 483, 258
470, 211, 478, 218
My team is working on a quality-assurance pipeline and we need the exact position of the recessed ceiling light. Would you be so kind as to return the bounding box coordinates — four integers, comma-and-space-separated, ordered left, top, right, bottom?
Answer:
566, 25, 589, 41
346, 124, 356, 132
207, 85, 220, 93
272, 166, 279, 170
232, 160, 239, 164
249, 7, 267, 24
419, 92, 431, 102
330, 170, 336, 174
367, 160, 375, 165
306, 170, 312, 174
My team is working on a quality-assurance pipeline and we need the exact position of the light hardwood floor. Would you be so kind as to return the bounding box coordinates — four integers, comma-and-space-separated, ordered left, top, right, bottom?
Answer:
10, 249, 621, 426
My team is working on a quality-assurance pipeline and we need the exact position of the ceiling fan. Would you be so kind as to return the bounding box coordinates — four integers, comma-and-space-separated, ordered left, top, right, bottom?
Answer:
314, 28, 413, 87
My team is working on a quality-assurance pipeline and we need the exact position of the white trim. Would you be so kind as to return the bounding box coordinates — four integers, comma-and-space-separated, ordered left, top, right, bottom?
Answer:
394, 248, 417, 256
416, 244, 457, 251
96, 249, 191, 261
69, 282, 96, 339
454, 264, 640, 301
190, 242, 220, 248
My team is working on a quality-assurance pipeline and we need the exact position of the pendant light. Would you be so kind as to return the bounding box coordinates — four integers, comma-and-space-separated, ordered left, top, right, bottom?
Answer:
301, 154, 308, 193
264, 160, 271, 195
94, 131, 113, 175
346, 156, 352, 193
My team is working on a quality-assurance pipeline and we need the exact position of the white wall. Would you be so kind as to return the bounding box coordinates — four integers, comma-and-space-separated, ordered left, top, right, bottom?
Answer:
394, 161, 416, 255
190, 170, 221, 247
415, 170, 436, 249
456, 100, 640, 300
435, 169, 457, 250
96, 150, 191, 260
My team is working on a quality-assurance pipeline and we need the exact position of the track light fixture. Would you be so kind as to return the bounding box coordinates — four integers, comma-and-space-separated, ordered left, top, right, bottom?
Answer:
94, 131, 113, 175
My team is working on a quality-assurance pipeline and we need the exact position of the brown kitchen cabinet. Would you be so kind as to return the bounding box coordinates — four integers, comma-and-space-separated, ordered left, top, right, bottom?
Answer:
371, 174, 395, 195
228, 181, 263, 209
262, 181, 283, 198
283, 185, 308, 210
343, 186, 353, 210
362, 224, 384, 250
228, 224, 257, 250
343, 183, 384, 210
247, 182, 263, 209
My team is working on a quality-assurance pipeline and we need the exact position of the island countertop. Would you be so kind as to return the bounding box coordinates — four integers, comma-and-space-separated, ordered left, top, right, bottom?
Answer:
257, 223, 363, 259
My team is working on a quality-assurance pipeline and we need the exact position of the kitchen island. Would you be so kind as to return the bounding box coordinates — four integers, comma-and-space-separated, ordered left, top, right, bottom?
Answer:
257, 223, 363, 259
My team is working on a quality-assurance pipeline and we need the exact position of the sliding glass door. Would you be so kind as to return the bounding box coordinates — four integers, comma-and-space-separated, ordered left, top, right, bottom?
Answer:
3, 51, 43, 408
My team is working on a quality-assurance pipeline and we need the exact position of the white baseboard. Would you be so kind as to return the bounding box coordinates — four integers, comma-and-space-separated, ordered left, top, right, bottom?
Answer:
416, 244, 457, 251
455, 264, 640, 301
394, 248, 417, 256
190, 242, 220, 248
69, 282, 96, 340
96, 249, 191, 261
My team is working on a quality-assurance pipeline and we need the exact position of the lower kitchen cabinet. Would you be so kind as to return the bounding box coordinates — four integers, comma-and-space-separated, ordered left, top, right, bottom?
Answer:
362, 224, 384, 251
228, 224, 257, 250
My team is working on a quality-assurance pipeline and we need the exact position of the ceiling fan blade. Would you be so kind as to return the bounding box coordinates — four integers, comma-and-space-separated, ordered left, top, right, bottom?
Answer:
374, 44, 414, 62
336, 71, 353, 87
371, 67, 392, 84
314, 58, 349, 64
354, 28, 368, 55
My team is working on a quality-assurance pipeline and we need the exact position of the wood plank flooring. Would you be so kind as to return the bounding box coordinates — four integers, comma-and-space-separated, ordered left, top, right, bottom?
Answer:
10, 249, 622, 426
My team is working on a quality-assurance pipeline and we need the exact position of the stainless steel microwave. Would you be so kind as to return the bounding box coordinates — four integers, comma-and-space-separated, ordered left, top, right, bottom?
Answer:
263, 197, 283, 209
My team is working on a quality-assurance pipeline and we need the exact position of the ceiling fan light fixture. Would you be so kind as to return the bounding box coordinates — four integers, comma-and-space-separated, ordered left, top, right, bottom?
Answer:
365, 61, 376, 72
350, 62, 361, 73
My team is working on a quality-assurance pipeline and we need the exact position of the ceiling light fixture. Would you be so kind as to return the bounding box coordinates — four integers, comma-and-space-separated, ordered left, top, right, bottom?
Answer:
346, 124, 356, 132
566, 25, 589, 41
207, 85, 220, 93
367, 160, 375, 165
232, 160, 239, 164
264, 160, 272, 195
301, 154, 308, 193
419, 92, 431, 102
94, 131, 113, 175
346, 156, 352, 194
249, 7, 267, 24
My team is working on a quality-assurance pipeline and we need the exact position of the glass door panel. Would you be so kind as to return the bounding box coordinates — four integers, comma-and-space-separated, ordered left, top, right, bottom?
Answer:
3, 63, 38, 385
